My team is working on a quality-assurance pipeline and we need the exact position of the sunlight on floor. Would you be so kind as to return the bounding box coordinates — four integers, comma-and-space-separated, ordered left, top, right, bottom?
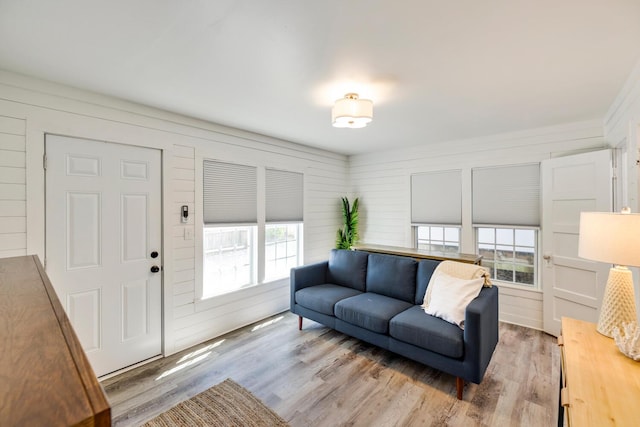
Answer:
251, 316, 284, 332
177, 340, 225, 363
155, 339, 225, 381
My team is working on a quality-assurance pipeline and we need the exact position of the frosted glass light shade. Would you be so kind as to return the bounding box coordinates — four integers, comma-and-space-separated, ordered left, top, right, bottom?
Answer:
332, 93, 373, 128
579, 211, 640, 267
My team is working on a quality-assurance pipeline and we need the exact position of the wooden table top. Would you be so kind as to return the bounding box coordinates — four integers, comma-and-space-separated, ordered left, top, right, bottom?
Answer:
352, 243, 482, 264
0, 255, 110, 426
561, 317, 640, 426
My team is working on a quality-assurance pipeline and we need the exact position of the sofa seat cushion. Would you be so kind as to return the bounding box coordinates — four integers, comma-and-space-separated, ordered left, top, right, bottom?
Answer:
389, 306, 464, 358
334, 293, 412, 334
295, 284, 363, 316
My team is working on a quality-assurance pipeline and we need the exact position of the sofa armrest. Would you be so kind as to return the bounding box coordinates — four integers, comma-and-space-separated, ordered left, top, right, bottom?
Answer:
463, 286, 499, 383
290, 261, 329, 311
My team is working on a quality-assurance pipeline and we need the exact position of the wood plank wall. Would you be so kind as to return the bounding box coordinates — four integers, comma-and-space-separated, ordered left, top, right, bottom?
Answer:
0, 116, 26, 258
604, 58, 640, 319
1, 59, 639, 350
0, 70, 348, 356
348, 121, 609, 330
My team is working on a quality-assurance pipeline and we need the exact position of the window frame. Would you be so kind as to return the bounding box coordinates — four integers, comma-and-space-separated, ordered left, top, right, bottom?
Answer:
414, 224, 461, 253
202, 224, 258, 299
475, 225, 539, 288
198, 159, 305, 302
264, 222, 304, 282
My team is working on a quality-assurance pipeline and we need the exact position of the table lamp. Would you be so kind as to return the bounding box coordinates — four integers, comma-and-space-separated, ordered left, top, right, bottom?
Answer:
578, 209, 640, 337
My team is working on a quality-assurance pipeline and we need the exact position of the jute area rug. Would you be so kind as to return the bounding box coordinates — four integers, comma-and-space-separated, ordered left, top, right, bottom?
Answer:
143, 378, 289, 427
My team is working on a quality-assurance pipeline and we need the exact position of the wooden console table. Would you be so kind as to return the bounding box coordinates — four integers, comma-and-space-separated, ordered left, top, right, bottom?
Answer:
559, 317, 640, 426
353, 243, 482, 265
0, 255, 111, 426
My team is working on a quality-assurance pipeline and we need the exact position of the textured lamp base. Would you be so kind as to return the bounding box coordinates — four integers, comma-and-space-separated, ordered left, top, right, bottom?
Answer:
597, 266, 638, 337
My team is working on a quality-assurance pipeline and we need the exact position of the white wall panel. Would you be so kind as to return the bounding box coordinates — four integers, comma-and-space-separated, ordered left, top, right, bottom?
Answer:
0, 133, 26, 151
0, 115, 26, 257
604, 58, 640, 320
0, 70, 347, 357
349, 120, 607, 329
0, 150, 25, 167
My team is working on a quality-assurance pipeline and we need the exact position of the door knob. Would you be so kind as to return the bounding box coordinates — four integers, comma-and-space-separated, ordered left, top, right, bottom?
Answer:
150, 251, 159, 258
150, 265, 160, 273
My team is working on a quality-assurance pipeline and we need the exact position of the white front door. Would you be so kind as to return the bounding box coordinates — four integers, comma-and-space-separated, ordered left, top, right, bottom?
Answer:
541, 149, 612, 336
45, 134, 162, 377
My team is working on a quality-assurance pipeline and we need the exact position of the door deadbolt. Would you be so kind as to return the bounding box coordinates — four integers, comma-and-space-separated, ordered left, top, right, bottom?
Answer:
150, 251, 159, 258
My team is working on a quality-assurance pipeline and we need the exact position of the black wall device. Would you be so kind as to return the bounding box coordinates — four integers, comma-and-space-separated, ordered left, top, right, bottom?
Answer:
181, 205, 189, 223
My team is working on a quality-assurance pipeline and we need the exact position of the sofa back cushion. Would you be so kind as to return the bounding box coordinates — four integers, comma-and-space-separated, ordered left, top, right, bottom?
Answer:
366, 253, 417, 303
327, 249, 369, 291
415, 259, 441, 305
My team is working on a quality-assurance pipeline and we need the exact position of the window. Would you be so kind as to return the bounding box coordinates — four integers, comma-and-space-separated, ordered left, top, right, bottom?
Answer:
416, 225, 460, 252
203, 226, 257, 298
472, 163, 540, 287
265, 223, 303, 281
411, 170, 462, 253
201, 161, 304, 299
477, 227, 537, 286
265, 168, 304, 281
202, 160, 258, 298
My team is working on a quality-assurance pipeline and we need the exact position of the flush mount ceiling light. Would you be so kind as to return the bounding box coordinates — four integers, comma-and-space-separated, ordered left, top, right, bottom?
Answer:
331, 93, 373, 128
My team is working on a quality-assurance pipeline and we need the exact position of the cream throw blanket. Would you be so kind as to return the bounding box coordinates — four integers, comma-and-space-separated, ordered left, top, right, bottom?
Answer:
421, 261, 492, 309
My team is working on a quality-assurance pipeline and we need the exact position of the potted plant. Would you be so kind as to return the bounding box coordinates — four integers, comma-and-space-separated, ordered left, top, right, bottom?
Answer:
336, 197, 359, 249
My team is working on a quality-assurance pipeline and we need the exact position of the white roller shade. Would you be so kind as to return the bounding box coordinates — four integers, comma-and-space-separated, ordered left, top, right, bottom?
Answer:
203, 160, 257, 224
266, 168, 303, 222
472, 163, 540, 226
411, 170, 462, 224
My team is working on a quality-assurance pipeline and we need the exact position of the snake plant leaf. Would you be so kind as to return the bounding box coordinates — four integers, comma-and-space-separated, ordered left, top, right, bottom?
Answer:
336, 197, 360, 249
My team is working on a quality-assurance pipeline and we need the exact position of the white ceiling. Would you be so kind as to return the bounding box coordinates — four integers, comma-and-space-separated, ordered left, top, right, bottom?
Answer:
1, 1, 639, 155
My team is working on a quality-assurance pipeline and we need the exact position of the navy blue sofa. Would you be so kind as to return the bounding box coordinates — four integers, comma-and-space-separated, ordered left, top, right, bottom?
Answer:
290, 249, 499, 399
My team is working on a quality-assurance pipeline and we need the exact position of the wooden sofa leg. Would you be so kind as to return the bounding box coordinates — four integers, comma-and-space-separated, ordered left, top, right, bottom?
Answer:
456, 377, 464, 400
298, 315, 303, 331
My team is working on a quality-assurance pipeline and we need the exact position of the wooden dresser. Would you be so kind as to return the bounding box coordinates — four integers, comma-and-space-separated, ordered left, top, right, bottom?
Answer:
559, 317, 640, 426
0, 255, 111, 426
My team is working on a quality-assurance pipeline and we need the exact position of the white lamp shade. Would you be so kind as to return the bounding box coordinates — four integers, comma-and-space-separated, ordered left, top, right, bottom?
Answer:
332, 94, 373, 128
579, 211, 640, 267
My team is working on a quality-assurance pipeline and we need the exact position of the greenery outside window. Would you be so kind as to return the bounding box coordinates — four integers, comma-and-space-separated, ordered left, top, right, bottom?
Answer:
416, 225, 460, 253
265, 223, 303, 281
476, 227, 537, 286
203, 225, 257, 298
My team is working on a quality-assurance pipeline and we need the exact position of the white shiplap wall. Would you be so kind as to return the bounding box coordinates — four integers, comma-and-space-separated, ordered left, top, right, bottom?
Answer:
604, 58, 640, 319
0, 70, 347, 356
0, 116, 26, 258
349, 120, 608, 330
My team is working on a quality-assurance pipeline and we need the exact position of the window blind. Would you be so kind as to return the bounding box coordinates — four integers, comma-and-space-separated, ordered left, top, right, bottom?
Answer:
411, 170, 462, 224
266, 168, 303, 222
472, 163, 540, 226
203, 160, 257, 224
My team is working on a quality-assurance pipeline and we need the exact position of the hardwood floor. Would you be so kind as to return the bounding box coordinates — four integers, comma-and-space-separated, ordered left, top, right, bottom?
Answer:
103, 312, 560, 426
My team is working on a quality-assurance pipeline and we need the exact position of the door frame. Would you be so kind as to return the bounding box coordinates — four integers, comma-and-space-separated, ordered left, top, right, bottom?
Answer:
24, 119, 174, 361
43, 133, 166, 375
